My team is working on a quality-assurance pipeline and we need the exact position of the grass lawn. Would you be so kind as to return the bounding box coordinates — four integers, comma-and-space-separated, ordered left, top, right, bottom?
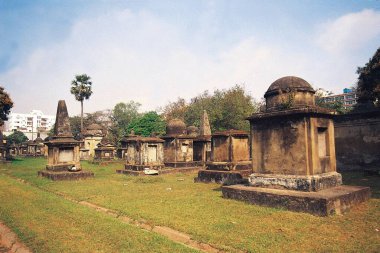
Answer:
1, 157, 380, 252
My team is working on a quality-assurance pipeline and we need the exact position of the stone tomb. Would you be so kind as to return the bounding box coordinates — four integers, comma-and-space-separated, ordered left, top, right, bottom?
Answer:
38, 100, 93, 180
8, 143, 19, 157
117, 134, 165, 176
195, 129, 251, 184
192, 110, 212, 166
222, 76, 370, 216
94, 137, 116, 161
162, 119, 201, 168
81, 123, 105, 160
19, 142, 28, 156
26, 133, 44, 157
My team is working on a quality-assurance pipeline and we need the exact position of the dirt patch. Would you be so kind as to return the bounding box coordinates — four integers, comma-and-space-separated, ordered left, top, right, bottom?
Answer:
0, 221, 32, 253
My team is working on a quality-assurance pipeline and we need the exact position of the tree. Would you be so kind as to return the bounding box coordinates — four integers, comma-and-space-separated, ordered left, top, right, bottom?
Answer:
127, 111, 166, 137
314, 88, 348, 114
356, 47, 380, 107
182, 85, 259, 131
109, 101, 141, 142
160, 97, 188, 121
6, 130, 28, 144
0, 86, 13, 126
69, 110, 109, 140
70, 74, 93, 132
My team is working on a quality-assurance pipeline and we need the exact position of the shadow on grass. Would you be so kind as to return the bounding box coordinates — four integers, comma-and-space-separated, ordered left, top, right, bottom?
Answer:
342, 171, 380, 199
9, 157, 24, 162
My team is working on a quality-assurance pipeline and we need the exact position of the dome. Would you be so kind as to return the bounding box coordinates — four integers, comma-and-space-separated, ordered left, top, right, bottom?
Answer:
84, 123, 104, 137
264, 76, 315, 98
264, 76, 316, 111
187, 126, 199, 136
166, 119, 187, 136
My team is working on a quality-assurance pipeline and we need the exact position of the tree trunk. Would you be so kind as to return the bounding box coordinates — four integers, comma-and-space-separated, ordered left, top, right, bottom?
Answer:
81, 100, 83, 133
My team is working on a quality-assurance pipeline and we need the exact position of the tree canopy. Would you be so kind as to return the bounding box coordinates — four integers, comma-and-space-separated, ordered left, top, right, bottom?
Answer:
127, 111, 166, 137
0, 86, 13, 126
356, 47, 380, 106
109, 101, 141, 142
70, 74, 93, 131
162, 85, 259, 132
6, 130, 28, 144
69, 110, 109, 140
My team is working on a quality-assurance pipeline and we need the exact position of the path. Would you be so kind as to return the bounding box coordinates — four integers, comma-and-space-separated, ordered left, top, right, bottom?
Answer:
0, 222, 31, 253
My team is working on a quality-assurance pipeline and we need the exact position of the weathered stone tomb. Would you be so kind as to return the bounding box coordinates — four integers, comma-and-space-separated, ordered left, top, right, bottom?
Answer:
94, 137, 116, 161
116, 133, 165, 175
195, 129, 251, 184
222, 76, 370, 216
81, 123, 104, 159
26, 133, 44, 157
162, 119, 201, 168
38, 100, 93, 180
192, 110, 212, 166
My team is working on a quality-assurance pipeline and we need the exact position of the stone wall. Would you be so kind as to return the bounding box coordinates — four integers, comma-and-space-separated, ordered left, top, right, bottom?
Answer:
251, 115, 336, 175
334, 110, 380, 172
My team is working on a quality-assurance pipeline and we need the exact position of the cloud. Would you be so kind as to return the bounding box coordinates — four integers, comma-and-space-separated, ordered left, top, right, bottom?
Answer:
1, 7, 378, 117
0, 9, 287, 115
316, 9, 380, 54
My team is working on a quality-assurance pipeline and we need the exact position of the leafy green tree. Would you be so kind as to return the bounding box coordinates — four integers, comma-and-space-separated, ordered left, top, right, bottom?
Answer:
6, 130, 28, 144
183, 85, 258, 131
356, 47, 380, 107
0, 86, 13, 126
315, 88, 348, 114
70, 74, 93, 132
127, 111, 166, 137
109, 101, 141, 142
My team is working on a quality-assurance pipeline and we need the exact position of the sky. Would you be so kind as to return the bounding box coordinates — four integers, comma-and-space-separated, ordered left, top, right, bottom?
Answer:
1, 0, 379, 116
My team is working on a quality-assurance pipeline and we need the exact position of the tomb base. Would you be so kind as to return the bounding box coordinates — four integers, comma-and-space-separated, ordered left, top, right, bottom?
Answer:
124, 164, 165, 171
117, 166, 200, 176
205, 161, 251, 171
46, 163, 81, 171
38, 170, 94, 181
249, 172, 342, 192
221, 184, 370, 216
164, 161, 203, 168
194, 169, 251, 185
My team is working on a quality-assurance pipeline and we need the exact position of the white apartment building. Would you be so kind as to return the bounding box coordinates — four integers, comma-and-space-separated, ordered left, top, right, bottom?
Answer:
7, 110, 55, 133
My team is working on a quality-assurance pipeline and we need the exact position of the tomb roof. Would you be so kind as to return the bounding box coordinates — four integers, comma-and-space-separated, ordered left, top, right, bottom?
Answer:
213, 129, 249, 137
166, 118, 187, 136
123, 135, 164, 143
264, 76, 315, 98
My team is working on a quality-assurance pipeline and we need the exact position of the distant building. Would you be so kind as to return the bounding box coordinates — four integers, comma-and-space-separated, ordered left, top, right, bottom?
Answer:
320, 88, 357, 110
6, 110, 55, 133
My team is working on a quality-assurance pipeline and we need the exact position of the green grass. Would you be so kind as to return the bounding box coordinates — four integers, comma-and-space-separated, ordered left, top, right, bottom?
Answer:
0, 173, 197, 253
1, 157, 380, 252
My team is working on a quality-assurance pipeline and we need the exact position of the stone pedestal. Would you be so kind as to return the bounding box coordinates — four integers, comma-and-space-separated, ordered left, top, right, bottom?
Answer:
222, 185, 370, 216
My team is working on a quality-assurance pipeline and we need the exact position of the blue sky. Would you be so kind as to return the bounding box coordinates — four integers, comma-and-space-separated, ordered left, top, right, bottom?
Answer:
1, 0, 379, 115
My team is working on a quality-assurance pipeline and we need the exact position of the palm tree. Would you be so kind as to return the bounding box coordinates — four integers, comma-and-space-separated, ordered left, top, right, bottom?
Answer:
70, 74, 93, 132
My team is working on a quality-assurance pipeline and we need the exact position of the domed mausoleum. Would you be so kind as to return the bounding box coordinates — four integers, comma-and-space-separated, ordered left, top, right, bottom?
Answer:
222, 76, 370, 216
161, 118, 199, 168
